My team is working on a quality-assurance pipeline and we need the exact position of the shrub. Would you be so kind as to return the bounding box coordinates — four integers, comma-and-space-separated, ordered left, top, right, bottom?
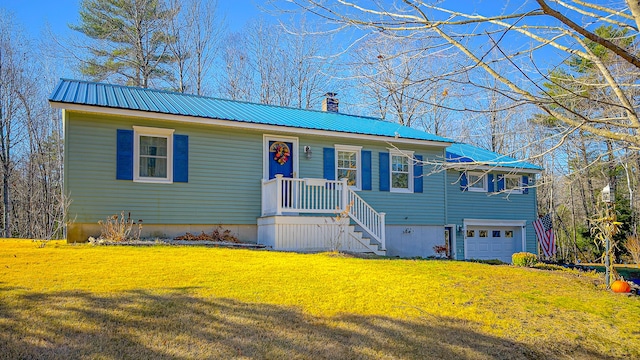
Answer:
626, 236, 640, 265
532, 263, 566, 271
467, 258, 506, 265
173, 226, 240, 243
432, 244, 448, 258
98, 211, 142, 242
512, 252, 538, 267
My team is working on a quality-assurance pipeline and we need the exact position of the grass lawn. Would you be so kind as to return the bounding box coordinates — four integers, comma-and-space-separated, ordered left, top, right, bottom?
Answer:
1, 239, 639, 359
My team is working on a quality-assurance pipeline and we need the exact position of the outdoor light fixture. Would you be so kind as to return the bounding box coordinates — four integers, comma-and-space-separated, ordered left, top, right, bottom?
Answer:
457, 225, 464, 233
304, 146, 312, 159
602, 184, 612, 203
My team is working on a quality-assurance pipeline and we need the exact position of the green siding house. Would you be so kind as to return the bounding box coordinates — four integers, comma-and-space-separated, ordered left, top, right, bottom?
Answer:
49, 79, 542, 261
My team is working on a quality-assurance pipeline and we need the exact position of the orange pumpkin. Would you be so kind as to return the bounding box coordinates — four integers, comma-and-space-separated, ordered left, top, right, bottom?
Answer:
611, 280, 631, 293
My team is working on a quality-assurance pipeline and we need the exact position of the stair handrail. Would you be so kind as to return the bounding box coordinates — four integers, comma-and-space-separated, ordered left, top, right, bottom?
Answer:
343, 181, 386, 251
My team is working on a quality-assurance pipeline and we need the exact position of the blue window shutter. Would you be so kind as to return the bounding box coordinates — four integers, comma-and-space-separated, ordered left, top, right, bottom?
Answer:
379, 152, 390, 191
522, 175, 529, 194
173, 134, 189, 183
323, 148, 335, 180
414, 155, 423, 193
487, 174, 494, 192
116, 129, 133, 180
460, 172, 467, 191
362, 150, 372, 190
497, 175, 505, 191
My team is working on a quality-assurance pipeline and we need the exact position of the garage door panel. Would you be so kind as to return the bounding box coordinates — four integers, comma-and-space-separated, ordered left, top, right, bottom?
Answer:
466, 226, 517, 263
467, 242, 477, 252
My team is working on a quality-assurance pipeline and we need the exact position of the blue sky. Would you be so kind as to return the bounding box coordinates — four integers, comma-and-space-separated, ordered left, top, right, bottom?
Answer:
2, 0, 265, 37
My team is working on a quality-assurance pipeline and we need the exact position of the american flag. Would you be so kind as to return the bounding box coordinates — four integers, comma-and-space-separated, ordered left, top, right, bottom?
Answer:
533, 213, 555, 258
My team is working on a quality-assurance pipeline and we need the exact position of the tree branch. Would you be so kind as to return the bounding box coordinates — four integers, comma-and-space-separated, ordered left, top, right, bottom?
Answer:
537, 0, 640, 69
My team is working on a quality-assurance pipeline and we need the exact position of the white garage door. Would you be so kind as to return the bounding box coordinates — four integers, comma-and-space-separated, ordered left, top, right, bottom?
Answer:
465, 226, 517, 263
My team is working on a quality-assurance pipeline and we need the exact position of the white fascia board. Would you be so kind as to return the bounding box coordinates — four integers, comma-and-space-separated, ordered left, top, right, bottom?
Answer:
463, 219, 527, 227
50, 102, 452, 148
446, 164, 543, 174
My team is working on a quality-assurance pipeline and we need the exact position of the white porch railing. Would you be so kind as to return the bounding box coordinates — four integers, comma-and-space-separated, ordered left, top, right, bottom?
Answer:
348, 190, 386, 250
261, 175, 386, 250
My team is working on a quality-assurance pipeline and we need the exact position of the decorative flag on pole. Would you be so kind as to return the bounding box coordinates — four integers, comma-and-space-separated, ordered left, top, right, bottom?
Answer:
533, 213, 556, 257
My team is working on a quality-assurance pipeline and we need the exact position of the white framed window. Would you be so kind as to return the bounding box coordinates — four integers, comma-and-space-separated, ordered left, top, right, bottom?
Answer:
504, 175, 523, 194
133, 126, 174, 183
467, 172, 487, 192
390, 149, 413, 193
335, 145, 361, 189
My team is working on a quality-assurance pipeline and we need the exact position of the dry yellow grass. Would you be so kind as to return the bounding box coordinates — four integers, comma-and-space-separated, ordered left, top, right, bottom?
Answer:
1, 239, 639, 359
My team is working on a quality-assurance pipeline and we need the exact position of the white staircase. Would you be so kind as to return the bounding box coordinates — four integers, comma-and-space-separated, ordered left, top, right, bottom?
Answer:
347, 225, 385, 255
260, 176, 386, 255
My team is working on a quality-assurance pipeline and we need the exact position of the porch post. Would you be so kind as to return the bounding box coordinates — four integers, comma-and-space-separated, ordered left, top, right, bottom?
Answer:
379, 212, 386, 251
340, 178, 349, 212
276, 174, 283, 215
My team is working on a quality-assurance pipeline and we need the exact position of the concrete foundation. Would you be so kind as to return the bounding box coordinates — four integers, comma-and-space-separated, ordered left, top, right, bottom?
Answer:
385, 225, 445, 258
66, 223, 258, 243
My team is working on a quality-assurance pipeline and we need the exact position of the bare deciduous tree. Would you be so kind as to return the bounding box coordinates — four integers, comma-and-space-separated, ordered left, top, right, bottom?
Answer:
167, 0, 223, 95
285, 0, 640, 148
0, 14, 28, 237
218, 19, 334, 109
351, 34, 441, 129
0, 11, 66, 240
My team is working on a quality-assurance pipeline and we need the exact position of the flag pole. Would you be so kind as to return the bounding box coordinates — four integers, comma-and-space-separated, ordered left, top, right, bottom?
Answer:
602, 184, 613, 289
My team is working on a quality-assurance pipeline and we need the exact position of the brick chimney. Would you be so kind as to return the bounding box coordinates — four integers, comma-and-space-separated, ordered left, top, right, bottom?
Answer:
322, 92, 339, 113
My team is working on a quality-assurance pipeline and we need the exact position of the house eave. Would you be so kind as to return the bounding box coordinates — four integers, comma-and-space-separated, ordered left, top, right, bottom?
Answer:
463, 219, 527, 227
446, 163, 543, 174
50, 102, 452, 148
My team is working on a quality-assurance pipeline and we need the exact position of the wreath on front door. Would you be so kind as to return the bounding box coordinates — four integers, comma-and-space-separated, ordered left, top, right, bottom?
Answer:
270, 142, 291, 165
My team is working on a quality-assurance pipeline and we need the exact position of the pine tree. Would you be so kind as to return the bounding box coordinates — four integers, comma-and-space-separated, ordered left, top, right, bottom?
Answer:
71, 0, 178, 88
